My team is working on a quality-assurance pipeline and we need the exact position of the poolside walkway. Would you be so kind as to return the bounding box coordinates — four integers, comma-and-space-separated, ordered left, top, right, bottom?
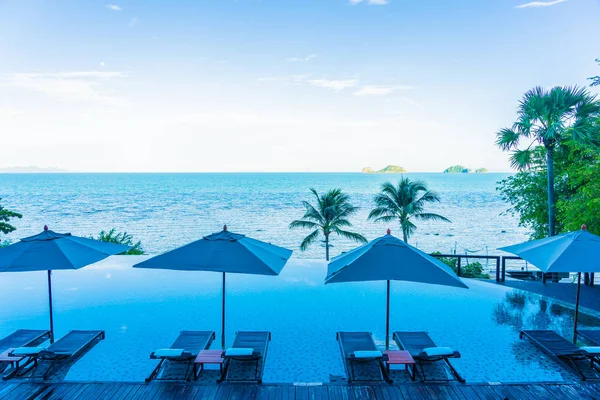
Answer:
2, 381, 600, 400
492, 278, 600, 312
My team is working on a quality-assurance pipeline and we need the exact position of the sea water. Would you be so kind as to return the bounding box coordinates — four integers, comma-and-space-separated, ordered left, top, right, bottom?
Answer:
0, 172, 527, 258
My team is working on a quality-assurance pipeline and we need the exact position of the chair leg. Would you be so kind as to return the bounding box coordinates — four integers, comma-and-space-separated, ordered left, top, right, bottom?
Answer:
445, 359, 465, 383
146, 358, 165, 382
43, 359, 61, 380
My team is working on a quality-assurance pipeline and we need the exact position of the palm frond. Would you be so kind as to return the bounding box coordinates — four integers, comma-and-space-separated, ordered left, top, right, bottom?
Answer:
414, 212, 451, 223
299, 229, 320, 251
289, 220, 320, 230
331, 227, 368, 243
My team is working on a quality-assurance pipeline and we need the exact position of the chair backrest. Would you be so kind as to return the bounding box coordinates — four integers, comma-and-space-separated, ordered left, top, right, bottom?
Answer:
231, 331, 270, 356
46, 330, 104, 356
0, 330, 49, 352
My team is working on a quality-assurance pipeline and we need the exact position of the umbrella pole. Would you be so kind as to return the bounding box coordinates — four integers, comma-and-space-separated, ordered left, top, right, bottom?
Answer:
47, 270, 55, 344
573, 272, 582, 344
222, 272, 226, 349
386, 280, 390, 350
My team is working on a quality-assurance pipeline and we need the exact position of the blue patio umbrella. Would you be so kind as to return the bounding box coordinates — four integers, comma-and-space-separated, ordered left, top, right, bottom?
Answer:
499, 225, 600, 343
133, 226, 293, 348
326, 229, 467, 349
0, 226, 130, 342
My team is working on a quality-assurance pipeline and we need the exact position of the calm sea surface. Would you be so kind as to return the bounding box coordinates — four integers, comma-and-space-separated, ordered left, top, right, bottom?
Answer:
0, 173, 527, 258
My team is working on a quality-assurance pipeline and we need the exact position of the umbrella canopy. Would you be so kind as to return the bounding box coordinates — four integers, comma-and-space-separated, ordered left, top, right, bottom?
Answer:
499, 225, 600, 343
0, 226, 130, 342
133, 227, 291, 275
326, 230, 467, 348
133, 226, 292, 348
499, 227, 600, 273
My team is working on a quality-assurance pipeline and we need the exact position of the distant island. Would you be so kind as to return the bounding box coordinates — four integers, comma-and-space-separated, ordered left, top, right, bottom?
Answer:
0, 166, 68, 173
362, 165, 407, 174
444, 165, 488, 174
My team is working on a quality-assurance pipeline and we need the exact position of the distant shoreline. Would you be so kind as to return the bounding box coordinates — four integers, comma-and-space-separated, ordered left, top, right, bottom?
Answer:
0, 171, 512, 174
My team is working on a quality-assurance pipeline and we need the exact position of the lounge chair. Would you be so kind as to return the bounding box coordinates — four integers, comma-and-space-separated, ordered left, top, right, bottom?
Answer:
577, 330, 600, 346
0, 330, 50, 379
336, 332, 389, 383
393, 331, 464, 383
219, 331, 270, 383
146, 331, 215, 382
7, 330, 105, 380
520, 330, 600, 381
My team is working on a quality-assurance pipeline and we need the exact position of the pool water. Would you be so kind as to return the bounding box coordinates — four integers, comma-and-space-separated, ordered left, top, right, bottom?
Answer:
0, 257, 596, 383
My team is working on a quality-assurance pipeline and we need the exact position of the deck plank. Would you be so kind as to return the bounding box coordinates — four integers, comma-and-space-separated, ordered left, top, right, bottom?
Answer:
1, 382, 600, 400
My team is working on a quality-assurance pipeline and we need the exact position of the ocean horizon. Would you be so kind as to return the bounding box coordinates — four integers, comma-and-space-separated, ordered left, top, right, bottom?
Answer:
0, 172, 527, 259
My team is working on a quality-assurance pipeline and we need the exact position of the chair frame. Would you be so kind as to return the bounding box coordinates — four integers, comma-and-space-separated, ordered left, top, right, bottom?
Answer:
336, 332, 390, 383
146, 331, 215, 382
393, 331, 464, 383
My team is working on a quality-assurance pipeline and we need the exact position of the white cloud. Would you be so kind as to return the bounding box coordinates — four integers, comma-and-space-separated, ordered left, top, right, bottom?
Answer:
350, 0, 389, 4
285, 54, 317, 62
353, 85, 413, 96
307, 79, 358, 90
100, 62, 106, 67
106, 4, 122, 11
129, 17, 138, 27
516, 0, 567, 8
2, 71, 128, 106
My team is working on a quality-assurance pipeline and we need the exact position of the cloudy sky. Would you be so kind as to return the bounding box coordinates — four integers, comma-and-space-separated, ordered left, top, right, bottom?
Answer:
1, 0, 598, 172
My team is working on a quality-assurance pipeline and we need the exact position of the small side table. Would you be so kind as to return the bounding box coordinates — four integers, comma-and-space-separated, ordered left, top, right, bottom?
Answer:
192, 350, 224, 380
0, 348, 26, 379
383, 350, 416, 381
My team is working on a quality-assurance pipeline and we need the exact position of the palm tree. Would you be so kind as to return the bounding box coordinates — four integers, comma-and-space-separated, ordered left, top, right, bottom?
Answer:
368, 178, 450, 243
496, 86, 600, 236
289, 188, 367, 260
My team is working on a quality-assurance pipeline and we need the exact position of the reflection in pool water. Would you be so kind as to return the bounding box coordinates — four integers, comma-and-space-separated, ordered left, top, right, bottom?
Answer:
0, 257, 598, 383
493, 291, 600, 337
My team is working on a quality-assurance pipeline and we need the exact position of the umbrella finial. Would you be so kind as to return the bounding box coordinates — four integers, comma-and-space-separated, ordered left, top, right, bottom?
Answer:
223, 225, 228, 231
44, 225, 48, 231
582, 224, 587, 231
387, 228, 391, 235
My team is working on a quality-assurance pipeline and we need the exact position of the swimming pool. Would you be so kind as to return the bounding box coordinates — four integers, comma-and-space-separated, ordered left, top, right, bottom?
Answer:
0, 257, 596, 383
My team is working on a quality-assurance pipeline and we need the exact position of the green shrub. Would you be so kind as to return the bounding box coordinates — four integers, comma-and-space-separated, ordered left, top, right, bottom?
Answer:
431, 252, 489, 279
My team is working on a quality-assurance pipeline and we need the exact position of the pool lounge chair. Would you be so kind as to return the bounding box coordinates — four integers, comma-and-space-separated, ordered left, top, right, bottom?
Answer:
520, 330, 600, 381
146, 330, 215, 382
393, 331, 464, 383
577, 330, 600, 346
7, 330, 105, 380
336, 332, 389, 383
0, 330, 51, 379
219, 331, 270, 383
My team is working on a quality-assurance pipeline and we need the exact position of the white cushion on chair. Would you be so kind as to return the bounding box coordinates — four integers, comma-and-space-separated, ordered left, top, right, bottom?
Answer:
225, 348, 253, 357
581, 346, 600, 354
423, 347, 454, 357
154, 348, 184, 357
352, 350, 382, 359
11, 346, 45, 356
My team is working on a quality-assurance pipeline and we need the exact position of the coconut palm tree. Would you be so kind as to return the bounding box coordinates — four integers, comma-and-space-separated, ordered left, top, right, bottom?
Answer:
368, 178, 450, 243
289, 188, 367, 260
496, 86, 600, 236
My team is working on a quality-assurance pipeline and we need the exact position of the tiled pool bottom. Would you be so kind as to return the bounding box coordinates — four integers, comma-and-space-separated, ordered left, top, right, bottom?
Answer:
0, 257, 597, 383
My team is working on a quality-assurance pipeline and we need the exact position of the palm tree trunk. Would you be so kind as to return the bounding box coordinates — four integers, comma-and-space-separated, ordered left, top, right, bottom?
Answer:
546, 147, 555, 237
325, 234, 330, 261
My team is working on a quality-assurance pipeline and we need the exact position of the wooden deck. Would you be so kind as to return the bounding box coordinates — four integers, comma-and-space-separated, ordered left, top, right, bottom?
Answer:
2, 381, 600, 400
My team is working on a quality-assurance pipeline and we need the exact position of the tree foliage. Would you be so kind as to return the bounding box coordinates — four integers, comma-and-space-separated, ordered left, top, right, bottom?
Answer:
289, 188, 366, 260
495, 85, 600, 236
498, 141, 600, 239
0, 199, 22, 236
590, 58, 600, 87
94, 228, 145, 255
368, 178, 450, 243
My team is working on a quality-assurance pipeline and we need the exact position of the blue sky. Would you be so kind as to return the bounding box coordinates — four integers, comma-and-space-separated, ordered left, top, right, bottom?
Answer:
1, 0, 599, 172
